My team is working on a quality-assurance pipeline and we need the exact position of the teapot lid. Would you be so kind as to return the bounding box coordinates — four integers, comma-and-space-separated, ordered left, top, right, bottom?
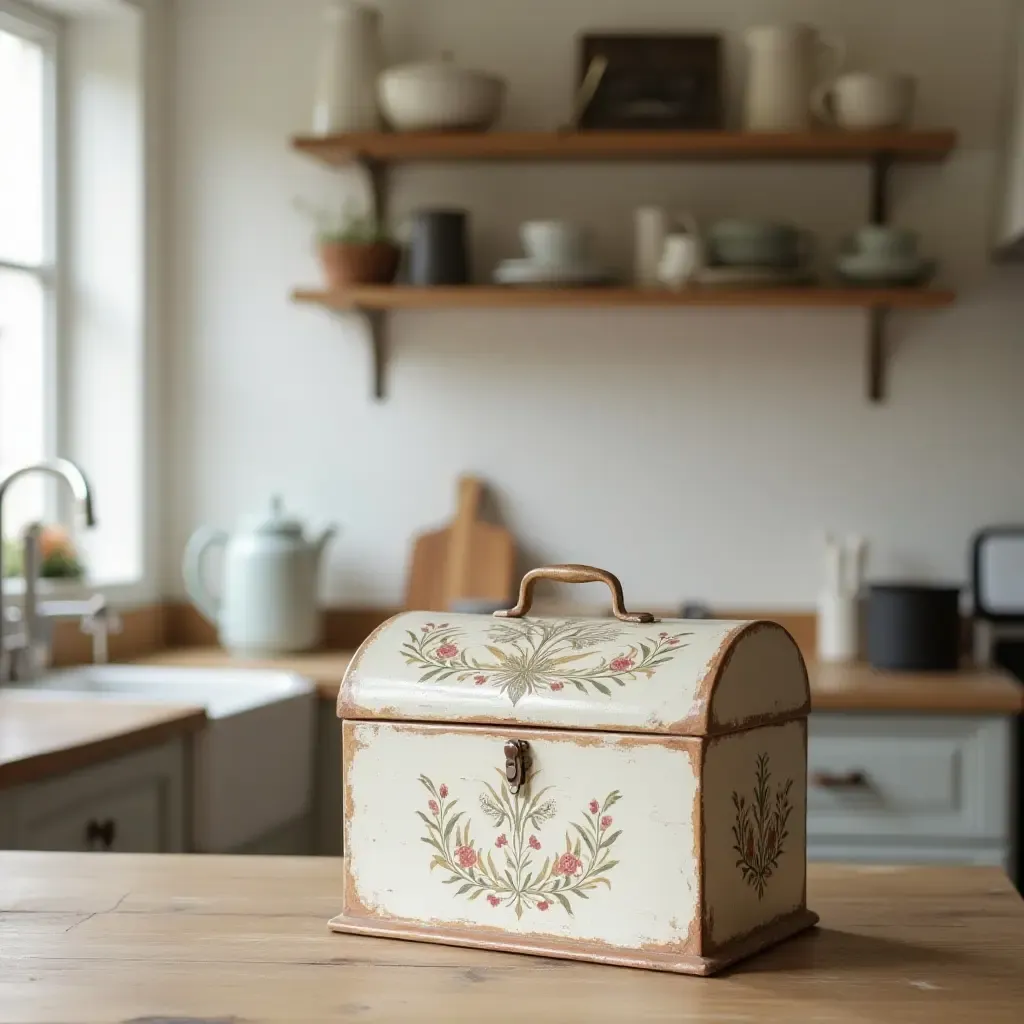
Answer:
242, 495, 304, 537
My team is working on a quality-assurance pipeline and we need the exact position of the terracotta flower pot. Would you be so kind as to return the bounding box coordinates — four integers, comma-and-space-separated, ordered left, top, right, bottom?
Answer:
318, 241, 401, 287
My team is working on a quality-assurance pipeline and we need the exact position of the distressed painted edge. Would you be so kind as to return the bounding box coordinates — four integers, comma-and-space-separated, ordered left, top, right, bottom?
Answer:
700, 719, 810, 954
337, 612, 404, 719
686, 620, 811, 735
327, 906, 819, 977
695, 737, 708, 956
340, 719, 703, 951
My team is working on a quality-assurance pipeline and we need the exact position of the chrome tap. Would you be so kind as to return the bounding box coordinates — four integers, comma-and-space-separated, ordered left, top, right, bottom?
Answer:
0, 459, 97, 683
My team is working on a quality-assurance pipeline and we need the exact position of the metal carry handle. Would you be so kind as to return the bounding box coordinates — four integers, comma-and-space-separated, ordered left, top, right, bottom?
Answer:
494, 564, 655, 624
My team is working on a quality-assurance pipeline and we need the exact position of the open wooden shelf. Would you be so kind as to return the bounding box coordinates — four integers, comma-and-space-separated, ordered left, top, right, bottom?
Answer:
291, 129, 959, 406
293, 284, 956, 312
292, 129, 957, 168
293, 285, 955, 403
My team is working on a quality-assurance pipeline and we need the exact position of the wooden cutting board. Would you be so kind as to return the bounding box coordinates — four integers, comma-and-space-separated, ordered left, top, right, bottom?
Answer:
404, 476, 515, 612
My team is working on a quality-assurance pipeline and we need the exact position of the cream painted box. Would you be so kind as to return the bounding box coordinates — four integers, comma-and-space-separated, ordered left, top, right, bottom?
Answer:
331, 565, 817, 975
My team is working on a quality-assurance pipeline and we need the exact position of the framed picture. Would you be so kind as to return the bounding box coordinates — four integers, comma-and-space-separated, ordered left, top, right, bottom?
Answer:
576, 33, 723, 131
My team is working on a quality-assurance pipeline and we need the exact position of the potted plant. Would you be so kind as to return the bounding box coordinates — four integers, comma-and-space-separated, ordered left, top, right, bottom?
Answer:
2, 525, 85, 581
297, 200, 401, 288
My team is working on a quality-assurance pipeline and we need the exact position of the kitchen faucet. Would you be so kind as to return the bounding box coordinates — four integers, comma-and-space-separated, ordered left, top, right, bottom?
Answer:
0, 459, 118, 683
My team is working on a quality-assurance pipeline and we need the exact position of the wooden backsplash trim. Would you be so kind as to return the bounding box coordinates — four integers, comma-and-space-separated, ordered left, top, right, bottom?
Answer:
161, 604, 818, 661
49, 604, 168, 668
47, 602, 817, 665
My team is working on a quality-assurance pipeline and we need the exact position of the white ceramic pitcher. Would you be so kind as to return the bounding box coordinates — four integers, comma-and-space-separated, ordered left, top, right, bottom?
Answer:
743, 24, 845, 131
657, 213, 704, 289
183, 497, 336, 656
312, 1, 383, 134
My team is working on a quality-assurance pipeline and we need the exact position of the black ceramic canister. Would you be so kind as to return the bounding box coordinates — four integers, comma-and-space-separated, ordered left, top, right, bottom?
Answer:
408, 209, 470, 285
866, 583, 961, 671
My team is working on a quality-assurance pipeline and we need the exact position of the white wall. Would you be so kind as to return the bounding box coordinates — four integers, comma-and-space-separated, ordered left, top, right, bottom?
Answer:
167, 0, 1024, 609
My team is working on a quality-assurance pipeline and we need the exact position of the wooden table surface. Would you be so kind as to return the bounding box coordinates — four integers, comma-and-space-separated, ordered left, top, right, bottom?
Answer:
1, 854, 1022, 1022
141, 646, 1024, 712
0, 692, 205, 789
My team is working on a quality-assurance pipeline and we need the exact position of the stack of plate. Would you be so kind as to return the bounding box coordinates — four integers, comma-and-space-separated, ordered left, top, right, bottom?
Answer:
493, 259, 614, 287
494, 220, 616, 288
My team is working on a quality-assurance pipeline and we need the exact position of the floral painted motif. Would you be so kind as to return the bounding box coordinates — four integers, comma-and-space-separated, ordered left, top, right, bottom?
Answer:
402, 619, 691, 705
731, 753, 794, 900
418, 774, 623, 919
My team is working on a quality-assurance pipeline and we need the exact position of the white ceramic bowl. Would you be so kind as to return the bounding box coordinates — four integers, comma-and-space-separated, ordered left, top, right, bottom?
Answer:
378, 57, 505, 132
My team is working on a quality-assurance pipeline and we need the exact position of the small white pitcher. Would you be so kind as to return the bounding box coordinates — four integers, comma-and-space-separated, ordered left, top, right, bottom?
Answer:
657, 213, 704, 290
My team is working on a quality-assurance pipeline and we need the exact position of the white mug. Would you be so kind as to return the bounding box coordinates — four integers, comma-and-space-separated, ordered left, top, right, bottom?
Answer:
814, 72, 916, 130
520, 220, 586, 267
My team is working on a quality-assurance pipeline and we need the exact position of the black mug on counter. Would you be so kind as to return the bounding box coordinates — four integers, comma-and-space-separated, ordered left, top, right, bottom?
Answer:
866, 583, 962, 671
407, 209, 470, 285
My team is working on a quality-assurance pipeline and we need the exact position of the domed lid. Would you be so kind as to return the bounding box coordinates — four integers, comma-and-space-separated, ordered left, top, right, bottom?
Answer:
338, 565, 811, 737
241, 496, 305, 538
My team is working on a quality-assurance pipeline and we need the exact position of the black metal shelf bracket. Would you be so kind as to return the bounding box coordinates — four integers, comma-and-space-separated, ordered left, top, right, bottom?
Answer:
866, 151, 896, 403
357, 307, 387, 401
356, 155, 389, 224
867, 307, 888, 402
330, 307, 387, 401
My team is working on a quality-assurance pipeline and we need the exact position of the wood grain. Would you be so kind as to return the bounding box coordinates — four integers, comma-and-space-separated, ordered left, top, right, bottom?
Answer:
405, 476, 516, 613
0, 852, 1020, 1023
291, 128, 957, 165
137, 646, 1024, 713
293, 284, 957, 310
0, 693, 204, 789
810, 660, 1024, 713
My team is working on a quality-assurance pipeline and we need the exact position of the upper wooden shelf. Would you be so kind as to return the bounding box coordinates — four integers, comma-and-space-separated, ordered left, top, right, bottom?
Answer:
293, 284, 956, 312
292, 129, 958, 167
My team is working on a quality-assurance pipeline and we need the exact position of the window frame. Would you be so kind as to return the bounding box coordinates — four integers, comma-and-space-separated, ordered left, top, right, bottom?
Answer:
0, 0, 62, 506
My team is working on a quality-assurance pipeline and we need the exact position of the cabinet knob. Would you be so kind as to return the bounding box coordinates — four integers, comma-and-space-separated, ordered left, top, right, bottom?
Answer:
85, 818, 116, 850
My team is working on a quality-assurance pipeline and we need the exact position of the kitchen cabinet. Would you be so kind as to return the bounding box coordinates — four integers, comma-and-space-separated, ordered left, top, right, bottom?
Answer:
0, 741, 189, 853
314, 698, 342, 856
808, 713, 1014, 869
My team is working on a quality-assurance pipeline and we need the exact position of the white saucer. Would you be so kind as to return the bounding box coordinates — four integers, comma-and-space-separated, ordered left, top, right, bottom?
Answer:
493, 258, 615, 287
694, 265, 815, 287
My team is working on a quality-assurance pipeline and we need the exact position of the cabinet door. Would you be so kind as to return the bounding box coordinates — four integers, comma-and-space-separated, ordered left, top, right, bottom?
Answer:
11, 741, 188, 853
807, 714, 1012, 848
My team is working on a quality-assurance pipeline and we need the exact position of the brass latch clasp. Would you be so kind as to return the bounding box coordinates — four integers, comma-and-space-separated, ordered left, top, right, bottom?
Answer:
503, 739, 530, 795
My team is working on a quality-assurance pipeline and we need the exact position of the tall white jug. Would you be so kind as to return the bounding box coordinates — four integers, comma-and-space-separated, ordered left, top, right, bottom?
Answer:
743, 24, 844, 131
312, 2, 383, 134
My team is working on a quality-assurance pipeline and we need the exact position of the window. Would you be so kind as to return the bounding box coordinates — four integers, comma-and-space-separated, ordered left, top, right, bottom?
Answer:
0, 1, 57, 540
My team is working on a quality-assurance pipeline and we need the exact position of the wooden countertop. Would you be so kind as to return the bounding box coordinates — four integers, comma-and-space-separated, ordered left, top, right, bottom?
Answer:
0, 692, 205, 790
1, 853, 1021, 1022
139, 647, 1024, 713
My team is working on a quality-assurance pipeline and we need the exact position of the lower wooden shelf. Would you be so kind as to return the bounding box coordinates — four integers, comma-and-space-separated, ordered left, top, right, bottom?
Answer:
291, 285, 957, 403
293, 284, 955, 311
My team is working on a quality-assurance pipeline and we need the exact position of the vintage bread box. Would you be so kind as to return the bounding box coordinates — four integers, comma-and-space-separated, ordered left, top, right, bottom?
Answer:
332, 565, 816, 975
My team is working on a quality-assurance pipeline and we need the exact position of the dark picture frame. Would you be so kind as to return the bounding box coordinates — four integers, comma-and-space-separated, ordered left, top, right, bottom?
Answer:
576, 33, 723, 131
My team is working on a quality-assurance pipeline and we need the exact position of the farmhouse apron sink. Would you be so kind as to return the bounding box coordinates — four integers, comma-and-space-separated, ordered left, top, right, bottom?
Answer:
12, 665, 316, 852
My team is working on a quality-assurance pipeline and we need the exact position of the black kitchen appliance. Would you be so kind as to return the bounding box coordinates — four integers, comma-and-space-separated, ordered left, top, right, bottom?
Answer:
971, 526, 1024, 892
866, 583, 961, 671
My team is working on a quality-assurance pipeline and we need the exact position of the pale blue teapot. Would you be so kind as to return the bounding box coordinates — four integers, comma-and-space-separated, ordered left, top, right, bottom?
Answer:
183, 497, 336, 655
